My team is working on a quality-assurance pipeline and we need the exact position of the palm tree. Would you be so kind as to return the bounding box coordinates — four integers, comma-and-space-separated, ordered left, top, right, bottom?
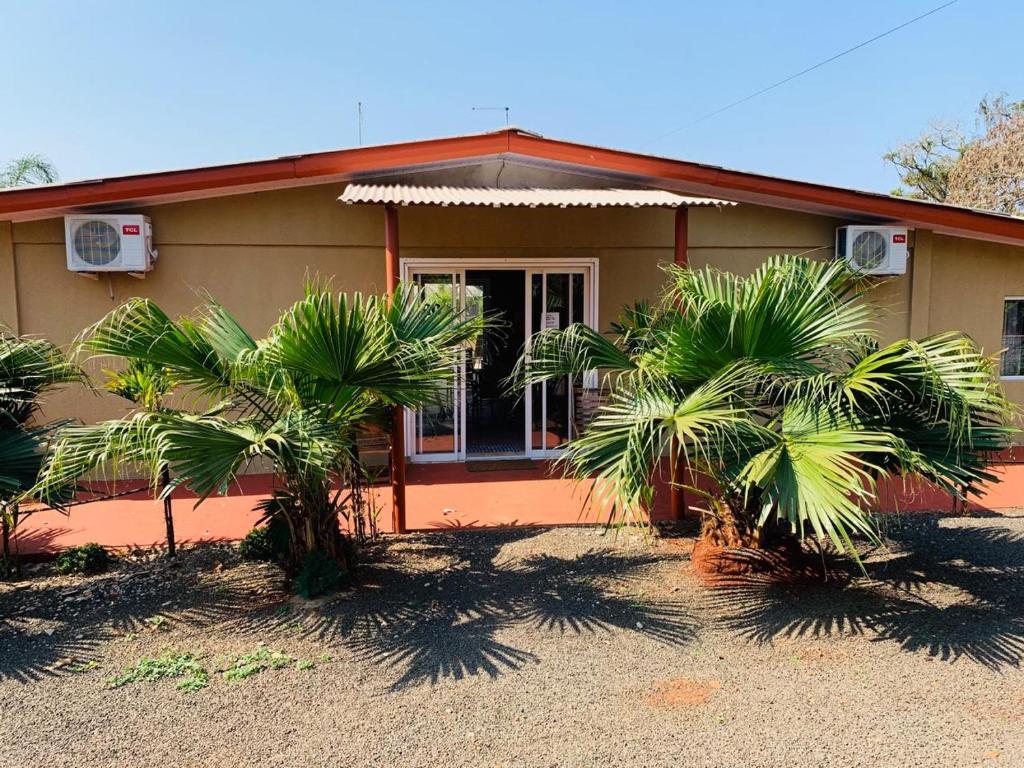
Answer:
103, 361, 178, 557
513, 255, 1014, 566
0, 154, 58, 188
34, 283, 483, 577
0, 332, 81, 574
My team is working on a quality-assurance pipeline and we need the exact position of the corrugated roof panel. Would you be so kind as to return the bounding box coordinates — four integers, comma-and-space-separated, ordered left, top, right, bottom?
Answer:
339, 184, 735, 208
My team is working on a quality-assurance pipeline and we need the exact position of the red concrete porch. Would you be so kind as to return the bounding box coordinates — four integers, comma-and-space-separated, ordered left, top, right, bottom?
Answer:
12, 461, 673, 556
12, 460, 1024, 556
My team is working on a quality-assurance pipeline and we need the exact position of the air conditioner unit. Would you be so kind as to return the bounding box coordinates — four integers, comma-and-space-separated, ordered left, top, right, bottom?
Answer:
835, 225, 909, 276
65, 214, 157, 274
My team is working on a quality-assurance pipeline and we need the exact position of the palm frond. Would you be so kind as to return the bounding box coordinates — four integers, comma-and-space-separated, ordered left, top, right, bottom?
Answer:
0, 333, 82, 426
662, 255, 874, 377
509, 322, 634, 391
0, 154, 58, 187
0, 426, 51, 497
270, 286, 484, 409
560, 372, 754, 525
735, 405, 893, 562
608, 300, 666, 356
79, 299, 232, 395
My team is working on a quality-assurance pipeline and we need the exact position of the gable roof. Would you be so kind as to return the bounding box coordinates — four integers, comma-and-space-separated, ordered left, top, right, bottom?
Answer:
2, 127, 1023, 245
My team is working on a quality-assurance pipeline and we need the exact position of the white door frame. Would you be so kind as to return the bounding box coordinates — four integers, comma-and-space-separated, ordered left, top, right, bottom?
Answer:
401, 257, 599, 463
403, 268, 465, 463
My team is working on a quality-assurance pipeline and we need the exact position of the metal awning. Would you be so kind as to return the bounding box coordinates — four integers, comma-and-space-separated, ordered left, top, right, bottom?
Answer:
340, 184, 735, 208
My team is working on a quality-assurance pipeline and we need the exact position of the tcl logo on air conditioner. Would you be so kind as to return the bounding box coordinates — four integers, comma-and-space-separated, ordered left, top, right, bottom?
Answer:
892, 233, 907, 244
122, 224, 141, 235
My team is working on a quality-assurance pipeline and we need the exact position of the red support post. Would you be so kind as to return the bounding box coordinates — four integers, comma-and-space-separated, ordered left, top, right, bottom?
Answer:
670, 207, 689, 521
674, 205, 688, 267
385, 204, 407, 534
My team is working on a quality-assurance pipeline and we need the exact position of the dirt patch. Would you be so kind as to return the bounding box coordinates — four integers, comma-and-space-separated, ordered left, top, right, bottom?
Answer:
645, 677, 722, 708
793, 645, 851, 664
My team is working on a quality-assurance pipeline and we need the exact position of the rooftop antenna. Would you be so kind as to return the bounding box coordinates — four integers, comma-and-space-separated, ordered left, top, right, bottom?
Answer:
472, 106, 510, 127
357, 101, 364, 146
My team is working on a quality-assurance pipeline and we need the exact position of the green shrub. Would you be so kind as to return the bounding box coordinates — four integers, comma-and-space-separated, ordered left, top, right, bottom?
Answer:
294, 550, 344, 598
55, 543, 111, 575
239, 527, 274, 561
239, 517, 291, 562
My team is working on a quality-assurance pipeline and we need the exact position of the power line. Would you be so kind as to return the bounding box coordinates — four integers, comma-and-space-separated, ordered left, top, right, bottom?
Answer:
643, 0, 958, 148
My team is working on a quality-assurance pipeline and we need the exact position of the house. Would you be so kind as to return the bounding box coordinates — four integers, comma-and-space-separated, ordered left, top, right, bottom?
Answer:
3, 127, 1024, 538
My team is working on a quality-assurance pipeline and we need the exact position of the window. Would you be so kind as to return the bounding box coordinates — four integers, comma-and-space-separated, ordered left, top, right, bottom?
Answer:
1001, 299, 1024, 376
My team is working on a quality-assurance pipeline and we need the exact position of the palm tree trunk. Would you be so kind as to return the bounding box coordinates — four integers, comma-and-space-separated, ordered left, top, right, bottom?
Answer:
269, 478, 354, 581
1, 514, 11, 577
2, 504, 19, 578
160, 464, 176, 558
699, 497, 756, 548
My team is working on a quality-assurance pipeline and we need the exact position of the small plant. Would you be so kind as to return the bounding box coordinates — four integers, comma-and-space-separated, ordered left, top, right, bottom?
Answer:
68, 660, 101, 673
55, 543, 111, 575
294, 550, 344, 599
296, 659, 314, 671
108, 652, 209, 691
239, 526, 275, 561
222, 646, 295, 681
144, 615, 169, 631
176, 675, 210, 692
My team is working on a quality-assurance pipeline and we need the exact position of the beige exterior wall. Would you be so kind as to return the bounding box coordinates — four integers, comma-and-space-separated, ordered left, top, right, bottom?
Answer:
688, 205, 911, 345
0, 221, 18, 334
9, 180, 1017, 426
923, 234, 1024, 403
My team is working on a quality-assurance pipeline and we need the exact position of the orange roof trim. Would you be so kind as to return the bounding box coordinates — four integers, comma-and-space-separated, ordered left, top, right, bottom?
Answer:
2, 128, 1023, 245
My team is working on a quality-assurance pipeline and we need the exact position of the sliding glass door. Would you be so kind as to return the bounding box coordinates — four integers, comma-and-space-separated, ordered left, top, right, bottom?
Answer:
526, 269, 588, 458
402, 260, 597, 464
407, 270, 464, 462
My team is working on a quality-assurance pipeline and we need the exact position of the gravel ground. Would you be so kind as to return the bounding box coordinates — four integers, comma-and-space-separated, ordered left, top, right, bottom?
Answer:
2, 513, 1023, 768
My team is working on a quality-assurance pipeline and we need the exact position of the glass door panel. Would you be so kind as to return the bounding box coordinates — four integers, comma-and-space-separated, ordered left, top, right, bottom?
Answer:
530, 273, 544, 451
464, 270, 527, 457
528, 270, 587, 456
409, 271, 463, 461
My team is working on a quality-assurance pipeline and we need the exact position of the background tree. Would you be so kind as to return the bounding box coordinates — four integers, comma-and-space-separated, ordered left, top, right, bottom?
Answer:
514, 256, 1013, 568
34, 284, 483, 582
885, 94, 1024, 214
946, 109, 1024, 216
0, 154, 58, 188
0, 332, 81, 575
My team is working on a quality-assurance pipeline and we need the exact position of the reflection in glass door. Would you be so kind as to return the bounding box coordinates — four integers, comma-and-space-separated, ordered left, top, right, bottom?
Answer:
528, 270, 586, 456
409, 271, 463, 461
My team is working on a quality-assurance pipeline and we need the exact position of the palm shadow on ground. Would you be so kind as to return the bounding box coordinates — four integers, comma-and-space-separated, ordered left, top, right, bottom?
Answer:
7, 514, 1018, 687
231, 529, 696, 689
704, 514, 1024, 670
0, 529, 696, 689
0, 545, 284, 683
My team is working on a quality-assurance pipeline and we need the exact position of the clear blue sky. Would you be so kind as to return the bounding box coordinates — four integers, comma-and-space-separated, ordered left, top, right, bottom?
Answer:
3, 0, 1021, 193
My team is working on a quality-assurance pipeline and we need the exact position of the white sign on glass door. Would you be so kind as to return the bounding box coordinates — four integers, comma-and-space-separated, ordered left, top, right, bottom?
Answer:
543, 311, 560, 330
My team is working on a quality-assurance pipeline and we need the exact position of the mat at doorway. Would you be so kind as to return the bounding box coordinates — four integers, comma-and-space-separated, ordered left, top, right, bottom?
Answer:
466, 459, 538, 472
